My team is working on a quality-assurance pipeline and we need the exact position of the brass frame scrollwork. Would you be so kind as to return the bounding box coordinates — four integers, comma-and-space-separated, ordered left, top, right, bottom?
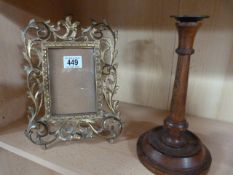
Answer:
23, 16, 122, 148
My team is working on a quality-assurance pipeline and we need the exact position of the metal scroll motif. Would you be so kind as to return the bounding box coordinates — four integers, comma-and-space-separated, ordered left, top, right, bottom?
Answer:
23, 16, 122, 147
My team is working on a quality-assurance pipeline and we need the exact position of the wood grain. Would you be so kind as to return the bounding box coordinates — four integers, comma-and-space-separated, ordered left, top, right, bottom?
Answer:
0, 0, 67, 127
0, 148, 60, 175
69, 0, 180, 110
176, 0, 233, 121
0, 0, 233, 127
0, 102, 233, 174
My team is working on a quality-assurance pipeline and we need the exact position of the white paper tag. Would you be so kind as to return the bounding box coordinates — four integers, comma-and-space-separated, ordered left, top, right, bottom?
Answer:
63, 56, 82, 68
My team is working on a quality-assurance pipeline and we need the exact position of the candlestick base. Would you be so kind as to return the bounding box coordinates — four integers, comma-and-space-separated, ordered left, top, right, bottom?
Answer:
137, 126, 212, 175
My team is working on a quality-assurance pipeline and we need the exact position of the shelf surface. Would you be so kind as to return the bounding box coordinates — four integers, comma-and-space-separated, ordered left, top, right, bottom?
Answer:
1, 102, 233, 175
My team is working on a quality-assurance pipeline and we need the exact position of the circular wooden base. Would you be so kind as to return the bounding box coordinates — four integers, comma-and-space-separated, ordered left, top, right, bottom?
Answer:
137, 126, 212, 175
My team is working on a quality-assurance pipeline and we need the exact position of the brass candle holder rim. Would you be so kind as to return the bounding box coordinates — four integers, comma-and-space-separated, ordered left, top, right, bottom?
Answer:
170, 15, 209, 22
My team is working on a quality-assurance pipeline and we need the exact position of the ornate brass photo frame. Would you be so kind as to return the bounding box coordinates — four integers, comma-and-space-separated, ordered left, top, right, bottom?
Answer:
23, 16, 122, 147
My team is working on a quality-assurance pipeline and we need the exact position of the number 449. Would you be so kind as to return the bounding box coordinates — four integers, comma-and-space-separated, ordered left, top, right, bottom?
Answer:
67, 59, 78, 66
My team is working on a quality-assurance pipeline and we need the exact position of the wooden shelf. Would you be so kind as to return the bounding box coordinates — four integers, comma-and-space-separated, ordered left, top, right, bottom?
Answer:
1, 102, 233, 175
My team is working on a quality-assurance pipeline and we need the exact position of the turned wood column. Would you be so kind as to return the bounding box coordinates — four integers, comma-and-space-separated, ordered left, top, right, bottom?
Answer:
162, 20, 201, 148
137, 16, 212, 175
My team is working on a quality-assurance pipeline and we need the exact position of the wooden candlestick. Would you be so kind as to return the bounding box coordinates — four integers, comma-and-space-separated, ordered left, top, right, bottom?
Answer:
137, 16, 212, 175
